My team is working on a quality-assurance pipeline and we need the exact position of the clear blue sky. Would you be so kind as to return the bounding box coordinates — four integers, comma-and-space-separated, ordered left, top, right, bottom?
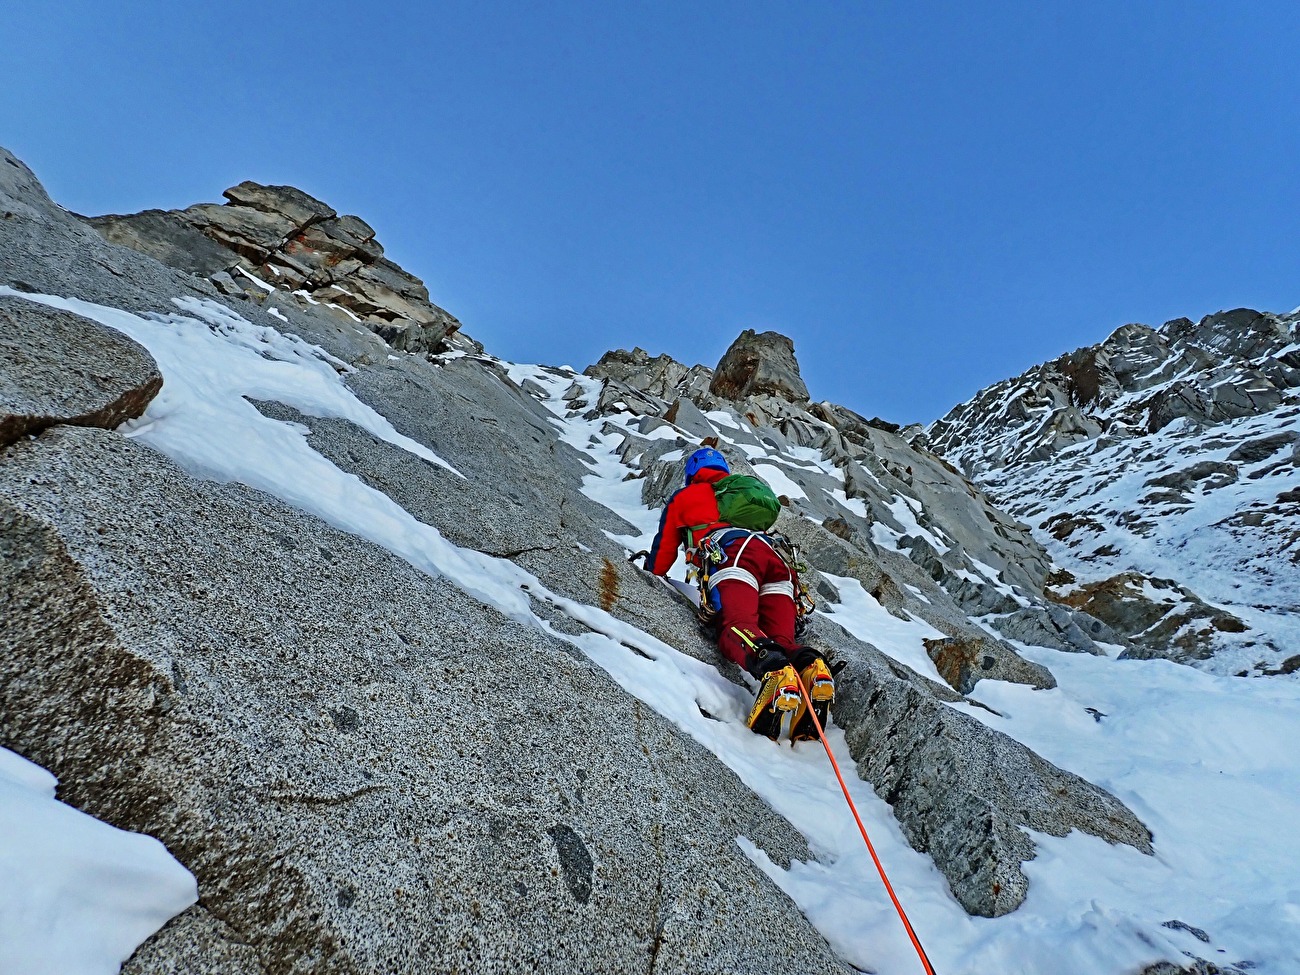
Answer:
4, 1, 1298, 423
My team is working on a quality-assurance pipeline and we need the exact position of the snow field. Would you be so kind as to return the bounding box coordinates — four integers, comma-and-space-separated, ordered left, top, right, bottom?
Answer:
0, 747, 197, 975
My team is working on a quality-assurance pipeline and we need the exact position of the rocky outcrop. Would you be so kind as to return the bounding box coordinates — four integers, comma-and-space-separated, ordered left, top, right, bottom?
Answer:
0, 296, 161, 447
1050, 572, 1248, 663
709, 329, 810, 403
586, 347, 714, 402
1139, 958, 1253, 975
86, 182, 464, 354
929, 310, 1299, 475
566, 354, 1162, 917
823, 616, 1151, 918
923, 635, 1057, 694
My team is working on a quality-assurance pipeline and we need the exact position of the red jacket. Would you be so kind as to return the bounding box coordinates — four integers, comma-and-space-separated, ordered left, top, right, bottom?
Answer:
648, 467, 731, 576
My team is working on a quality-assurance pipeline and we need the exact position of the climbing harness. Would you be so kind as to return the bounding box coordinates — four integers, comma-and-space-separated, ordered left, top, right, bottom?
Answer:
630, 527, 816, 640
794, 675, 939, 975
767, 532, 817, 623
684, 528, 816, 638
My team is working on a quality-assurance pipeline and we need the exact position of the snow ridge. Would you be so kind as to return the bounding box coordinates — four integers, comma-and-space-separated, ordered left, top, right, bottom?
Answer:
927, 307, 1300, 674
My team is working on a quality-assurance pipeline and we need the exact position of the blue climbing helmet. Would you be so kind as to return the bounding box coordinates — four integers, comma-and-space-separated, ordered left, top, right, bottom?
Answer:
683, 447, 729, 485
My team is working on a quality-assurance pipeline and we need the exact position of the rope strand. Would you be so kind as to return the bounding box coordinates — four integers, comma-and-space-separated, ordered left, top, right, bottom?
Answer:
796, 678, 938, 975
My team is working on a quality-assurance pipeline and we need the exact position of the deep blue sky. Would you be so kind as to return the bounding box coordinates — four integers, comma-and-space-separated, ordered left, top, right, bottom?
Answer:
4, 2, 1297, 423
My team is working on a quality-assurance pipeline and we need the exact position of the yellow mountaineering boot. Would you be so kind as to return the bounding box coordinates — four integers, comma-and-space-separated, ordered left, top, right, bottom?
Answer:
746, 664, 802, 740
790, 654, 835, 743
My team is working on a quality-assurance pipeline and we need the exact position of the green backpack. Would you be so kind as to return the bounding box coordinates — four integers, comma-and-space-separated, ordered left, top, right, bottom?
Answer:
713, 474, 781, 531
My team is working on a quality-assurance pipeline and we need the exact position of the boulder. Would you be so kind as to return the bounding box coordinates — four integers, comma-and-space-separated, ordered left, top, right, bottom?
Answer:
1228, 431, 1300, 464
923, 635, 1057, 694
709, 330, 810, 404
992, 603, 1113, 654
1143, 460, 1238, 492
0, 295, 162, 448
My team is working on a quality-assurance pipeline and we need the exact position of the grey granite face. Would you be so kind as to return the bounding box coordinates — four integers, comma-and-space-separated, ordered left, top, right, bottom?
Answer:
0, 427, 853, 975
1, 143, 856, 974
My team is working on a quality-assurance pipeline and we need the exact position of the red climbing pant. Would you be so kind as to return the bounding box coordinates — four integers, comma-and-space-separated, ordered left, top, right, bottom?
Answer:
710, 532, 797, 671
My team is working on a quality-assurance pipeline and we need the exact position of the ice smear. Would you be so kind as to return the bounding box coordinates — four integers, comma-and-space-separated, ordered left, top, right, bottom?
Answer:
752, 461, 809, 499
817, 572, 947, 683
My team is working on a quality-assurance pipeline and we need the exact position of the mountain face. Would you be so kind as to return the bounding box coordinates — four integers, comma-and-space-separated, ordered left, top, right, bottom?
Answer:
2, 145, 1295, 975
926, 311, 1300, 675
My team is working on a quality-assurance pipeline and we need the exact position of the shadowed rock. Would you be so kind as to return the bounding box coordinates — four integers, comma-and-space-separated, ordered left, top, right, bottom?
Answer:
710, 329, 810, 404
0, 295, 161, 448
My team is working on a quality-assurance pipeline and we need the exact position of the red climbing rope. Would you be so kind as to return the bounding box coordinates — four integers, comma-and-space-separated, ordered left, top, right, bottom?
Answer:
796, 679, 939, 975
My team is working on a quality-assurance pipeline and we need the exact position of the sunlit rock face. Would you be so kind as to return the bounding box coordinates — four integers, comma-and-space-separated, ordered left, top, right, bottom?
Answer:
87, 180, 465, 354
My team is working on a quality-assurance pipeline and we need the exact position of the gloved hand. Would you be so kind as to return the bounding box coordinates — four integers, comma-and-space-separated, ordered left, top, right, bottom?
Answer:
747, 638, 792, 678
627, 550, 651, 569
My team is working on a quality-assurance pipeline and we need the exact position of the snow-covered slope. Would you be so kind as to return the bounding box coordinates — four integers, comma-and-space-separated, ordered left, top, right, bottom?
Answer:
13, 287, 1293, 974
5, 144, 1300, 975
928, 309, 1300, 675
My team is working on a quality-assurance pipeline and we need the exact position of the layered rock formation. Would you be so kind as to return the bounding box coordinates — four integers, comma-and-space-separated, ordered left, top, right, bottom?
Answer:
87, 180, 466, 354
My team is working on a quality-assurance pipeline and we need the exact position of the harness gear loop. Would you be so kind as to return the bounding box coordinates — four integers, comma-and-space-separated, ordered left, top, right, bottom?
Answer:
767, 532, 817, 619
794, 675, 938, 975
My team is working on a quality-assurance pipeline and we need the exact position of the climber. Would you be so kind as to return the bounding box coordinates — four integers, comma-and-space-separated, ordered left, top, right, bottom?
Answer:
640, 446, 834, 740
